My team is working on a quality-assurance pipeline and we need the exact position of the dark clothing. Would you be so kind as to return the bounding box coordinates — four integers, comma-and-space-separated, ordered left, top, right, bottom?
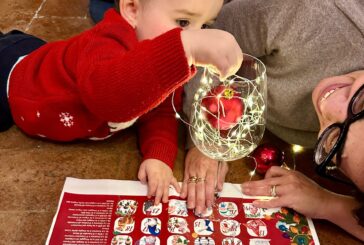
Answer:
0, 30, 45, 131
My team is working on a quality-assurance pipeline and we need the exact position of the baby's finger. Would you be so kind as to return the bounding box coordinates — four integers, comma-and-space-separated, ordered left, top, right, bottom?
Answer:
148, 180, 158, 199
171, 177, 181, 193
154, 182, 164, 206
162, 182, 169, 204
137, 165, 147, 184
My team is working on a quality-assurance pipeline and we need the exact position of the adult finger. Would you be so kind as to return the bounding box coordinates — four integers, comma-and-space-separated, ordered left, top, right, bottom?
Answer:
242, 185, 272, 197
205, 172, 216, 209
187, 180, 197, 209
195, 177, 206, 215
216, 161, 229, 191
242, 176, 285, 190
252, 195, 291, 209
264, 166, 291, 178
180, 153, 193, 198
180, 177, 189, 199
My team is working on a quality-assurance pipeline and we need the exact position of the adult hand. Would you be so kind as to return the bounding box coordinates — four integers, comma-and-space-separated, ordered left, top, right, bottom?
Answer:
180, 147, 229, 215
241, 166, 336, 219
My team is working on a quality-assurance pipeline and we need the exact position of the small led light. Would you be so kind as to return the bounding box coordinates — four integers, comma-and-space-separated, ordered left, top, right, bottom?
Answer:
292, 144, 304, 153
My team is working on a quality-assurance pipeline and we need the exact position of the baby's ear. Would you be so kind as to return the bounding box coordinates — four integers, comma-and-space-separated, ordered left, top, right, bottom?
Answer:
119, 0, 140, 27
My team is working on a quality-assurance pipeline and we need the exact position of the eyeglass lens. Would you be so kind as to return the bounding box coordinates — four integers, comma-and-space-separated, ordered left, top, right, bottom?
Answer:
352, 88, 364, 114
315, 126, 340, 165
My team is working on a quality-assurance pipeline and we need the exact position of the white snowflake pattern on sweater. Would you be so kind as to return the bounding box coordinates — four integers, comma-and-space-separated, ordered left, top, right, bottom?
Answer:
59, 112, 74, 127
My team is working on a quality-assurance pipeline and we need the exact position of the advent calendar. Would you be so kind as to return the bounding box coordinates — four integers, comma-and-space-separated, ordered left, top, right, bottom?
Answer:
46, 178, 319, 245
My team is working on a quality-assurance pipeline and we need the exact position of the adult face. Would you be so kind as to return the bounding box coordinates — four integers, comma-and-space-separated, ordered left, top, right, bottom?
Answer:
312, 71, 364, 191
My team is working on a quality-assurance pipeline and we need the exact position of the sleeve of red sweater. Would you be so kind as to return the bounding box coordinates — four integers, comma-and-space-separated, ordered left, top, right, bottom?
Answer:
137, 87, 183, 168
77, 15, 194, 123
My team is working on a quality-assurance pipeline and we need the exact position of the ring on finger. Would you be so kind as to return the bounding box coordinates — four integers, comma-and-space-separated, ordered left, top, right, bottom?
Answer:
270, 185, 277, 197
188, 176, 198, 183
196, 177, 205, 183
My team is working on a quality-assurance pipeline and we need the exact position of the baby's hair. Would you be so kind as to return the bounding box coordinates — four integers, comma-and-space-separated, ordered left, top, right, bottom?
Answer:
114, 0, 120, 11
114, 0, 148, 11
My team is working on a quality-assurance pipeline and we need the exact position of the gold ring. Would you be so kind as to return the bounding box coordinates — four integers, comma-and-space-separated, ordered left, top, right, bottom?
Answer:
270, 185, 277, 197
196, 177, 205, 183
188, 176, 198, 183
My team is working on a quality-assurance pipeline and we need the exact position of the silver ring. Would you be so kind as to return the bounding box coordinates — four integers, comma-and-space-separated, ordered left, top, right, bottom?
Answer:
270, 185, 277, 197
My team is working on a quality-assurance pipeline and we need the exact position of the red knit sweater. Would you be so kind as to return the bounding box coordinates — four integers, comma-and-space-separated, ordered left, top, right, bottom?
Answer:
8, 9, 195, 168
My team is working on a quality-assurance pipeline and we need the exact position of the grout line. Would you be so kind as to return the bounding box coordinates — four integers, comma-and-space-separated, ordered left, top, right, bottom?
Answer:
37, 15, 88, 20
25, 0, 48, 32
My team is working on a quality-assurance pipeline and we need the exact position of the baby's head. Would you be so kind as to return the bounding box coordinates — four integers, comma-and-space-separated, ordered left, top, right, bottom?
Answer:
115, 0, 223, 40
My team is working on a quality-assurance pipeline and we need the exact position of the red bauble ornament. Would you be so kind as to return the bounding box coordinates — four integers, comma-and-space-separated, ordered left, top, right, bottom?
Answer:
201, 85, 244, 130
250, 144, 284, 175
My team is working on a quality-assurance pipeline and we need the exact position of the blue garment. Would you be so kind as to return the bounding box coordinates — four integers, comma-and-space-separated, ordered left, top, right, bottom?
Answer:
89, 0, 114, 23
0, 30, 45, 131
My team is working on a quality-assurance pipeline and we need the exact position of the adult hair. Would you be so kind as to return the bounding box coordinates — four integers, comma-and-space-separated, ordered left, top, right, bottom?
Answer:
354, 191, 364, 227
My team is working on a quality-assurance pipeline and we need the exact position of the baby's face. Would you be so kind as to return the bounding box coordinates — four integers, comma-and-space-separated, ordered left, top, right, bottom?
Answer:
312, 71, 364, 190
134, 0, 223, 40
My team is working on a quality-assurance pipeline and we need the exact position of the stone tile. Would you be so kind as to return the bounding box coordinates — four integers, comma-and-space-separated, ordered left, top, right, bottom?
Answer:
26, 14, 94, 41
39, 0, 89, 18
0, 212, 19, 241
0, 129, 141, 211
13, 211, 53, 245
0, 0, 43, 32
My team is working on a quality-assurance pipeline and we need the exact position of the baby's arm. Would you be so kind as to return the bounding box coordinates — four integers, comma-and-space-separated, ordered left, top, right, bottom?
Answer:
181, 29, 242, 80
136, 87, 183, 204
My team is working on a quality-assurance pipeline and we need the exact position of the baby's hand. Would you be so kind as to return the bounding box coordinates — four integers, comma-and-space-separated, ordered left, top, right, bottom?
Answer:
181, 29, 243, 79
138, 159, 181, 205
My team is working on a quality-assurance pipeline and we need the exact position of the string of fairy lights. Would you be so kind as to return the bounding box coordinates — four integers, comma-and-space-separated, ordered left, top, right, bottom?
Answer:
173, 68, 266, 162
172, 64, 302, 181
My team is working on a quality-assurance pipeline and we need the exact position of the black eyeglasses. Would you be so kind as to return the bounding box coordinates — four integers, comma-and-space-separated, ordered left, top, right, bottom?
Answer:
314, 84, 364, 185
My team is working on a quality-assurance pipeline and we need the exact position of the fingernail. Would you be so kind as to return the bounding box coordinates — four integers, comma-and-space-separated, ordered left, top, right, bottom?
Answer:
194, 209, 201, 217
252, 200, 260, 205
243, 187, 250, 193
206, 201, 212, 209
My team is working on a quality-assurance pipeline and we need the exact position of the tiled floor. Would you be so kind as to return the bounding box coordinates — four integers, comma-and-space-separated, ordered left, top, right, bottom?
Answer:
0, 1, 362, 244
0, 1, 142, 243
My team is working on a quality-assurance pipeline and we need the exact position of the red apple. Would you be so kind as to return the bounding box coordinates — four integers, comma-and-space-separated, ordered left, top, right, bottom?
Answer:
201, 85, 244, 130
